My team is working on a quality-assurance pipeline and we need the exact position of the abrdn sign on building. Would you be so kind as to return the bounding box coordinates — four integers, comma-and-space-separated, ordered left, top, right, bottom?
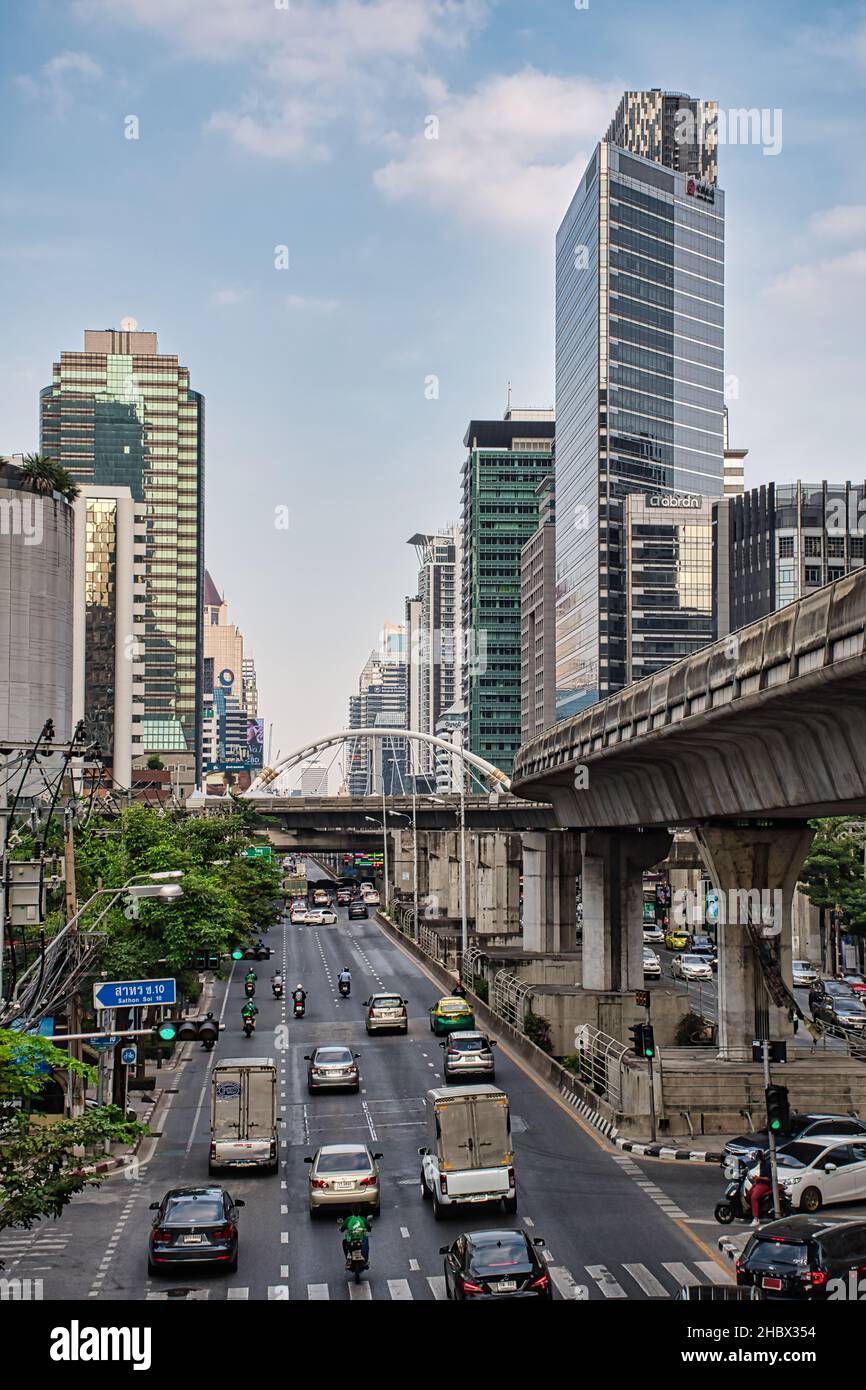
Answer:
646, 493, 703, 509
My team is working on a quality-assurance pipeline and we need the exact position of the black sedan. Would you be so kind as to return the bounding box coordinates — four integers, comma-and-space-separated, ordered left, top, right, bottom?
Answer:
440, 1229, 552, 1300
347, 900, 368, 920
148, 1187, 244, 1276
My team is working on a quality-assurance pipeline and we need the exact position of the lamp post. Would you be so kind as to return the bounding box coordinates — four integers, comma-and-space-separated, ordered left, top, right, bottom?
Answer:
431, 787, 468, 963
365, 812, 411, 918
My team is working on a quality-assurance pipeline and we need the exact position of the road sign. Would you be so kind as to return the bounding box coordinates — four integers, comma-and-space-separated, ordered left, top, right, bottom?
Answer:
245, 846, 272, 861
121, 1045, 137, 1066
89, 1035, 120, 1051
92, 978, 176, 1010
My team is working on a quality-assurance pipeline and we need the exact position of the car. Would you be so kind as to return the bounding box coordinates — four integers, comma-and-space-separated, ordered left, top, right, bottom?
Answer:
664, 928, 691, 951
751, 1136, 866, 1213
430, 996, 475, 1035
336, 888, 353, 905
362, 889, 380, 906
147, 1187, 244, 1276
689, 944, 718, 972
312, 889, 329, 905
735, 1215, 866, 1300
347, 900, 368, 920
670, 953, 713, 982
365, 992, 409, 1034
792, 960, 819, 988
305, 906, 337, 925
440, 1229, 551, 1300
441, 1030, 497, 1082
810, 986, 866, 1032
643, 925, 665, 944
290, 904, 308, 924
722, 1113, 866, 1167
359, 880, 374, 891
809, 978, 856, 1009
642, 947, 661, 980
690, 933, 715, 950
304, 1045, 360, 1093
840, 973, 866, 998
305, 1143, 382, 1215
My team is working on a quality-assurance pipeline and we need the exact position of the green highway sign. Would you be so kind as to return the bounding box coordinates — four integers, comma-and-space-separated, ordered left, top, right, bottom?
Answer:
245, 846, 272, 861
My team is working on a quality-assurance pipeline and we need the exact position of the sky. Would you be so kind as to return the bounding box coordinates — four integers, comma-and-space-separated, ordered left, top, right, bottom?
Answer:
2, 0, 865, 766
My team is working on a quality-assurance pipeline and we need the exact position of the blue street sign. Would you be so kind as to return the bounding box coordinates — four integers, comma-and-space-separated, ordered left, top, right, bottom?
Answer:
90, 1035, 120, 1051
92, 978, 176, 1010
121, 1046, 137, 1066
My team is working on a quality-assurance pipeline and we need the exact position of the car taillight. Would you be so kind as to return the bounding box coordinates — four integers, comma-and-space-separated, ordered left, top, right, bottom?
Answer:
152, 1228, 172, 1245
461, 1280, 485, 1295
210, 1224, 236, 1242
311, 1178, 327, 1189
210, 1143, 216, 1159
735, 1258, 743, 1275
507, 1166, 515, 1187
529, 1274, 549, 1292
439, 1174, 448, 1195
802, 1269, 826, 1286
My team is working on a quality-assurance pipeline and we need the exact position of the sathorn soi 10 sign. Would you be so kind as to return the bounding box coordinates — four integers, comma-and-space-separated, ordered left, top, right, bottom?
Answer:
93, 978, 176, 1010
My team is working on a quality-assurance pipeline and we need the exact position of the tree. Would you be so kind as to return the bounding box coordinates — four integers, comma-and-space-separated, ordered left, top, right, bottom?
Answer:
17, 453, 81, 502
0, 1031, 92, 1107
799, 818, 866, 936
145, 754, 165, 770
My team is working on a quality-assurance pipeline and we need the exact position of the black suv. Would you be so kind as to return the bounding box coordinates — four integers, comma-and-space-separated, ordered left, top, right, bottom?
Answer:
736, 1216, 866, 1300
722, 1113, 866, 1167
809, 980, 866, 1032
347, 900, 368, 920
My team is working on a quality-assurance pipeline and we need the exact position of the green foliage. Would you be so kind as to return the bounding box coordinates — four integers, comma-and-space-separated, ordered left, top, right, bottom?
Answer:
799, 818, 866, 936
0, 1107, 145, 1233
524, 1011, 553, 1054
471, 976, 489, 1004
0, 1031, 94, 1104
145, 754, 165, 770
17, 453, 81, 502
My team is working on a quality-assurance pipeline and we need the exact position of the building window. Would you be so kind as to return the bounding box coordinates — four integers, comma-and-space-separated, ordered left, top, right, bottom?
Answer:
804, 566, 822, 586
804, 535, 822, 558
778, 535, 794, 558
827, 536, 845, 558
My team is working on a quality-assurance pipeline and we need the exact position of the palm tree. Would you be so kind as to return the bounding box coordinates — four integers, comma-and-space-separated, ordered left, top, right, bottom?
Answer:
17, 453, 80, 502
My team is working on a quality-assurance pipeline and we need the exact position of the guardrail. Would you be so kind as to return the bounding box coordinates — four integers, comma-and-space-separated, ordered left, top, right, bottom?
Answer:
572, 1023, 629, 1112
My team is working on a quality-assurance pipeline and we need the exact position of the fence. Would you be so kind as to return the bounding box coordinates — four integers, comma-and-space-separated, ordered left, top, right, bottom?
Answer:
491, 970, 534, 1029
570, 1023, 629, 1112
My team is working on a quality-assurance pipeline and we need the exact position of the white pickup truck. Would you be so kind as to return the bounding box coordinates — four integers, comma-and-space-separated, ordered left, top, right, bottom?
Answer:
419, 1084, 517, 1219
209, 1057, 279, 1174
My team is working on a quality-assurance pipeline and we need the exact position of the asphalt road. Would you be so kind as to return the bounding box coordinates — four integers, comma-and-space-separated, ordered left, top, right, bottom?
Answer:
7, 863, 741, 1304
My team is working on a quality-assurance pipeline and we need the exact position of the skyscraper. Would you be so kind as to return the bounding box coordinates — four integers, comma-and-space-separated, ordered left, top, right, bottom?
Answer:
554, 90, 725, 715
461, 408, 555, 776
520, 474, 556, 740
406, 527, 461, 780
41, 324, 204, 778
345, 626, 408, 795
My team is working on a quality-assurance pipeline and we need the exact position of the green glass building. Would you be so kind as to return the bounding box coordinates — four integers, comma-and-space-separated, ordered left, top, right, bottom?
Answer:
41, 326, 204, 779
461, 411, 555, 777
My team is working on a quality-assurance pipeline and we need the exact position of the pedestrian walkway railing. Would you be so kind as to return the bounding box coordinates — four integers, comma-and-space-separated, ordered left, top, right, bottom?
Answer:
570, 1023, 629, 1112
491, 970, 534, 1029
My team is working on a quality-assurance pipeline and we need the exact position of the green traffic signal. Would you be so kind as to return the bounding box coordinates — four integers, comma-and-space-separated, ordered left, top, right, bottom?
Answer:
157, 1019, 178, 1041
231, 949, 244, 960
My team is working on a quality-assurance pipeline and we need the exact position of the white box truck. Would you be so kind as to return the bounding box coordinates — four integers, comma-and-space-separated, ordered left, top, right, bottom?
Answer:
209, 1057, 279, 1174
419, 1084, 517, 1219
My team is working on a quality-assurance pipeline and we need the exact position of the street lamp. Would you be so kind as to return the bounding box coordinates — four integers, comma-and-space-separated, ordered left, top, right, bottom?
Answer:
364, 812, 410, 916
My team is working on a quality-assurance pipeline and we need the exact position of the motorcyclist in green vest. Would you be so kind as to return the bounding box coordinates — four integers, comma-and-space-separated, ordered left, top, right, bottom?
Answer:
245, 968, 257, 984
340, 1207, 372, 1264
241, 999, 258, 1030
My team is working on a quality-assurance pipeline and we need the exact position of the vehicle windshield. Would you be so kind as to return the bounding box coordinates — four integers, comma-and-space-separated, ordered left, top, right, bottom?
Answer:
745, 1238, 811, 1271
682, 956, 707, 966
374, 997, 403, 1008
164, 1198, 224, 1225
774, 1143, 823, 1168
450, 1038, 486, 1052
315, 1048, 352, 1064
317, 1150, 371, 1174
469, 1235, 530, 1272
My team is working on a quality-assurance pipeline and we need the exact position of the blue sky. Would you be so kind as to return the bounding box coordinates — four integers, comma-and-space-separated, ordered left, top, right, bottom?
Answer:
2, 0, 865, 763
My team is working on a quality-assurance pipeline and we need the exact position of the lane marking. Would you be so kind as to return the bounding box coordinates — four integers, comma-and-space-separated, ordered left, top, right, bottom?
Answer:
622, 1263, 668, 1298
427, 1275, 447, 1300
387, 1278, 413, 1300
548, 1266, 587, 1300
585, 1264, 626, 1299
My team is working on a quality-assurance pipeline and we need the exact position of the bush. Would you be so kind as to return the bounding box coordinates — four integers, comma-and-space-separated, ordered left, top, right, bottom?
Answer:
675, 1011, 709, 1046
472, 976, 489, 1003
524, 1011, 553, 1054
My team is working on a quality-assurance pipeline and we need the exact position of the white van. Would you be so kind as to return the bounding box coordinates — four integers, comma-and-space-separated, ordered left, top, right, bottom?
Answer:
419, 1084, 516, 1219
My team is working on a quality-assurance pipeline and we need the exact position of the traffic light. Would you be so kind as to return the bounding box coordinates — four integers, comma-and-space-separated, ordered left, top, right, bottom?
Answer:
156, 1017, 179, 1042
155, 1014, 222, 1046
634, 990, 649, 1009
189, 950, 221, 970
765, 1084, 790, 1136
641, 1025, 656, 1059
231, 948, 244, 960
628, 1023, 644, 1057
242, 946, 273, 961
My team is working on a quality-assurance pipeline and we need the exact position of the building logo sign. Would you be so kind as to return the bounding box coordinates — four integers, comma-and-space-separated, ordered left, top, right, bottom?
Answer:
218, 668, 235, 688
646, 493, 702, 510
686, 177, 715, 204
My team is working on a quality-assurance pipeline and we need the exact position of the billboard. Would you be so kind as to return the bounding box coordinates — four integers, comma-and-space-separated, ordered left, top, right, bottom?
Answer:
246, 718, 264, 770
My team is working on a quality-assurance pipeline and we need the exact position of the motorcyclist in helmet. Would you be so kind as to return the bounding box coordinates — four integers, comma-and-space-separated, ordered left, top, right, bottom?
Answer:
337, 967, 352, 990
245, 967, 257, 984
241, 998, 259, 1027
292, 984, 307, 1004
340, 1206, 372, 1264
749, 1150, 774, 1224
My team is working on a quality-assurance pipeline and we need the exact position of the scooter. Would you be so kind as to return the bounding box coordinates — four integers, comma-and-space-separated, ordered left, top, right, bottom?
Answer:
244, 980, 256, 998
272, 981, 284, 998
338, 980, 350, 998
293, 997, 306, 1018
714, 1164, 792, 1224
343, 1231, 370, 1285
242, 1017, 256, 1038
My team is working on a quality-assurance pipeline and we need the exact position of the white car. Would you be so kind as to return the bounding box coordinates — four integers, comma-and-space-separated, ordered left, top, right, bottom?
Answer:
305, 906, 335, 925
643, 925, 665, 944
792, 960, 819, 988
642, 947, 661, 979
362, 889, 380, 906
752, 1136, 866, 1213
290, 903, 308, 923
671, 953, 713, 982
312, 889, 330, 905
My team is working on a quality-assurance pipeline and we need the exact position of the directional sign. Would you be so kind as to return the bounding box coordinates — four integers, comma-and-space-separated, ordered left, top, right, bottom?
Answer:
121, 1046, 137, 1066
89, 1035, 120, 1051
92, 978, 176, 1010
245, 846, 272, 861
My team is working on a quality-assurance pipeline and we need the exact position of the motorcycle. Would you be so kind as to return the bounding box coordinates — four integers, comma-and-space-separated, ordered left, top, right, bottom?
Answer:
203, 1038, 215, 1052
293, 997, 306, 1018
244, 980, 256, 998
343, 1231, 370, 1285
338, 979, 351, 998
714, 1162, 792, 1225
242, 1017, 255, 1038
272, 981, 284, 998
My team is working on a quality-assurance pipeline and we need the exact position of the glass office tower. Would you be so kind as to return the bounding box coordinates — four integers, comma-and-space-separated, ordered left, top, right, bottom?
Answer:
555, 92, 725, 715
41, 326, 204, 777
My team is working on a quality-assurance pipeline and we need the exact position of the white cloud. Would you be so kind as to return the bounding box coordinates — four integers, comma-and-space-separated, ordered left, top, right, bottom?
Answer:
16, 50, 103, 110
286, 294, 340, 313
764, 247, 866, 309
210, 289, 246, 306
809, 204, 866, 243
373, 69, 622, 234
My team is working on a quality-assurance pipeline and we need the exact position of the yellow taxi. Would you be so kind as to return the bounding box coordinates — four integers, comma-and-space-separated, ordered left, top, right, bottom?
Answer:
664, 927, 690, 951
429, 996, 475, 1036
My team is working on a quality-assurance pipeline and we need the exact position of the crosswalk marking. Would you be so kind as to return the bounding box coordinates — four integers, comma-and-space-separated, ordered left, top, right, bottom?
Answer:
387, 1278, 413, 1300
348, 1281, 372, 1300
585, 1264, 626, 1298
307, 1283, 330, 1300
695, 1260, 734, 1286
427, 1275, 447, 1301
268, 1286, 289, 1299
146, 1289, 210, 1300
622, 1263, 669, 1298
662, 1262, 695, 1288
549, 1266, 588, 1300
227, 1287, 249, 1300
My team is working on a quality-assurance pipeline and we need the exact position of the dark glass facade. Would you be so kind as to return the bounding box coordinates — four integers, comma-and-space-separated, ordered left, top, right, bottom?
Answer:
41, 330, 204, 778
626, 494, 713, 680
555, 125, 725, 714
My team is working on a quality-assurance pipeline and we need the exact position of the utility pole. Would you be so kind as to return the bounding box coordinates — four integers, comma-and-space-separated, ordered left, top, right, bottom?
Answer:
64, 807, 85, 1119
761, 1040, 783, 1219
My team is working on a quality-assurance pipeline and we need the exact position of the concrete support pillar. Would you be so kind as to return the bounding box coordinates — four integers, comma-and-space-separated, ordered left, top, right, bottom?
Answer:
581, 830, 673, 991
474, 833, 521, 938
521, 831, 580, 953
695, 825, 815, 1061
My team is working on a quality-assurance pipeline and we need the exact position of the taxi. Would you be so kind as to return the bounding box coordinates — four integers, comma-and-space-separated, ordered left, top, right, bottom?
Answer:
429, 996, 475, 1036
663, 927, 690, 951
